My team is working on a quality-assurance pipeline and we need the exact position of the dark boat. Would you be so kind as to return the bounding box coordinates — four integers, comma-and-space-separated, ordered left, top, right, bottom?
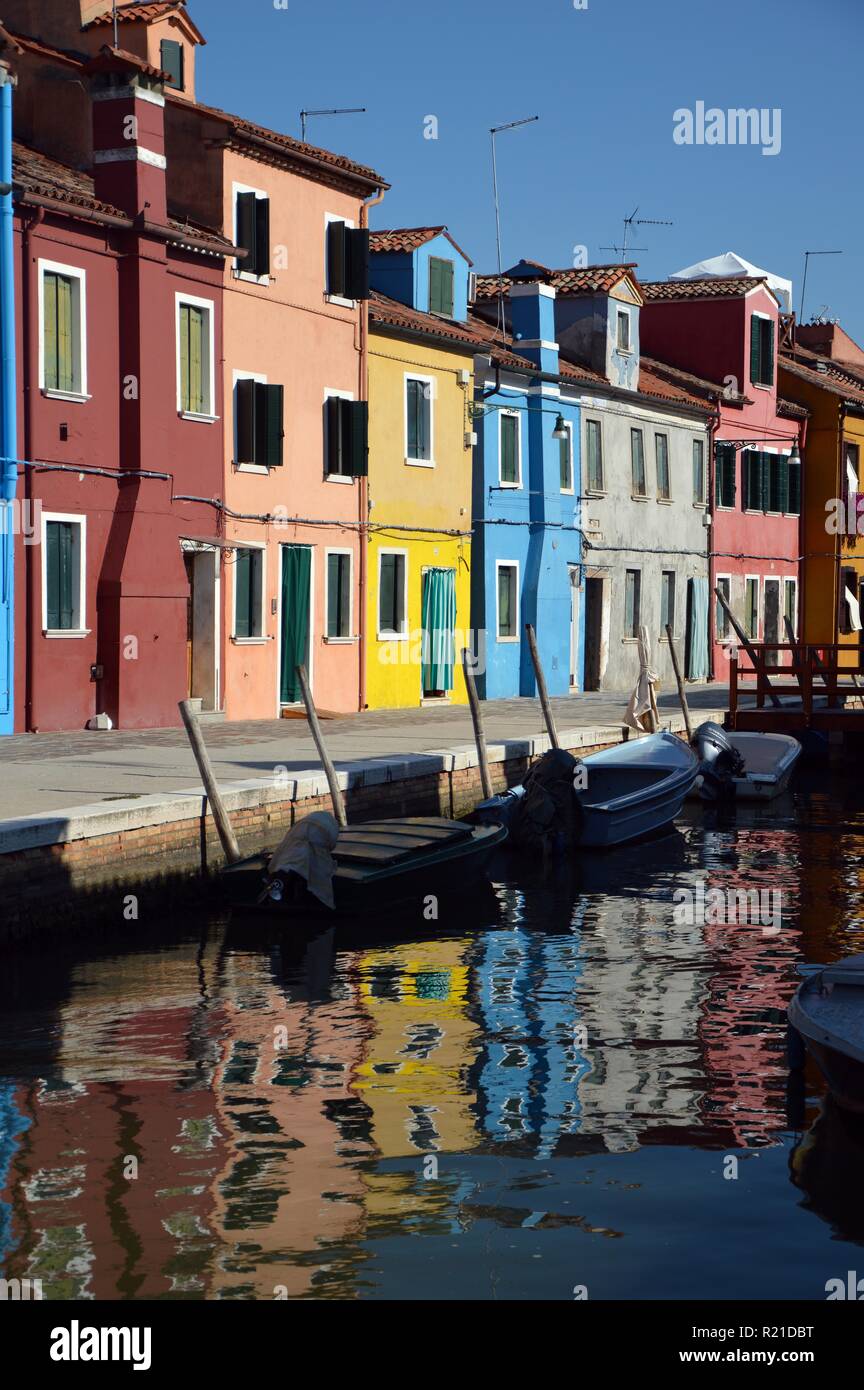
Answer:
788, 955, 864, 1112
221, 815, 506, 917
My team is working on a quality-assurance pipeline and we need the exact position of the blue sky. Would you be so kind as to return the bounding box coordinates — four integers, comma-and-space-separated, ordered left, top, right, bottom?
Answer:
196, 0, 863, 339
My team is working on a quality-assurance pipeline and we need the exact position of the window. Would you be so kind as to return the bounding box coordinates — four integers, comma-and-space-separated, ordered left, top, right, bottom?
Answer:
586, 419, 604, 491
379, 552, 407, 637
499, 412, 521, 486
235, 188, 270, 279
660, 571, 676, 634
716, 576, 731, 640
429, 257, 455, 317
40, 261, 86, 397
787, 450, 801, 515
624, 569, 641, 638
655, 433, 670, 499
750, 314, 775, 387
840, 567, 859, 635
693, 438, 706, 504
559, 422, 574, 492
327, 551, 353, 639
616, 310, 631, 352
784, 578, 797, 635
160, 38, 184, 90
42, 515, 85, 634
745, 577, 760, 640
326, 218, 369, 300
233, 547, 264, 639
176, 295, 215, 417
236, 378, 284, 467
496, 562, 519, 640
325, 394, 368, 477
715, 442, 736, 508
406, 376, 433, 464
845, 443, 860, 504
630, 428, 646, 496
743, 451, 795, 514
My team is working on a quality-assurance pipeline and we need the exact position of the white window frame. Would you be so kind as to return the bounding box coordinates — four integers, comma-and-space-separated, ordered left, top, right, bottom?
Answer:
744, 573, 761, 641
783, 576, 798, 635
377, 547, 409, 641
558, 419, 574, 494
404, 372, 435, 467
495, 559, 520, 642
750, 310, 775, 390
232, 181, 272, 286
323, 386, 356, 483
692, 436, 707, 505
38, 259, 89, 402
41, 511, 88, 638
498, 409, 522, 488
584, 417, 605, 493
325, 547, 355, 643
616, 308, 631, 354
324, 211, 356, 308
660, 569, 677, 639
715, 572, 732, 641
175, 291, 217, 422
655, 431, 672, 501
231, 541, 267, 643
232, 368, 268, 474
630, 426, 647, 498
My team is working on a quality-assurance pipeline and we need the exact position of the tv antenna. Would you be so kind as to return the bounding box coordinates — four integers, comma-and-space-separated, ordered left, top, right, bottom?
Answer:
601, 206, 673, 262
300, 107, 366, 143
800, 249, 842, 326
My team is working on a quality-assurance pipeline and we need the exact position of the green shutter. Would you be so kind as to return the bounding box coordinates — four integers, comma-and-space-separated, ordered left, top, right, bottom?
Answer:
236, 377, 256, 462
326, 396, 343, 474
560, 433, 571, 489
54, 274, 74, 393
440, 261, 454, 316
236, 192, 257, 271
380, 554, 396, 632
787, 459, 801, 515
345, 228, 369, 300
498, 566, 512, 636
429, 257, 442, 314
180, 304, 204, 413
764, 318, 775, 385
717, 443, 737, 508
407, 379, 421, 459
750, 315, 761, 384
327, 554, 339, 637
501, 415, 518, 483
43, 272, 58, 390
348, 400, 368, 477
255, 196, 270, 278
45, 520, 60, 629
235, 549, 251, 638
429, 258, 454, 316
265, 384, 283, 467
775, 454, 789, 513
59, 523, 74, 629
160, 39, 184, 90
327, 221, 346, 297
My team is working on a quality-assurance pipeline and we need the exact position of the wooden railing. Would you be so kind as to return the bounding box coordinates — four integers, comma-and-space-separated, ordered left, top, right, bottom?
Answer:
729, 642, 864, 724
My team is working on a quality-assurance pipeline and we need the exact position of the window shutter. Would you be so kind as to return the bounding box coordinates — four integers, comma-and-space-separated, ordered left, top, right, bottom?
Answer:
501, 416, 518, 482
787, 458, 801, 515
346, 228, 369, 300
179, 303, 190, 411
327, 221, 347, 297
188, 306, 203, 413
264, 384, 283, 467
429, 257, 442, 314
625, 572, 635, 636
327, 554, 339, 637
764, 318, 775, 385
761, 451, 772, 510
407, 380, 420, 458
58, 522, 74, 629
236, 378, 256, 463
236, 192, 257, 272
380, 555, 396, 631
57, 275, 73, 393
440, 261, 454, 316
347, 400, 368, 477
326, 395, 343, 474
43, 272, 58, 390
255, 197, 270, 278
160, 39, 184, 90
750, 316, 761, 384
235, 550, 251, 638
776, 454, 789, 513
45, 522, 59, 629
251, 551, 262, 636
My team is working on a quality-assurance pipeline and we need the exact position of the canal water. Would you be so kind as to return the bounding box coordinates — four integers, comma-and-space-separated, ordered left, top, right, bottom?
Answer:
2, 768, 864, 1302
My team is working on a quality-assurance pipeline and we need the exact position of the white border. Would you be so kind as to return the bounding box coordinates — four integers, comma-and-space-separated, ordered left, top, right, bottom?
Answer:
324, 547, 355, 641
232, 368, 268, 474
41, 511, 87, 637
377, 547, 409, 641
232, 181, 271, 285
495, 558, 520, 642
498, 409, 522, 488
232, 541, 267, 642
175, 291, 217, 420
38, 259, 88, 401
404, 372, 435, 467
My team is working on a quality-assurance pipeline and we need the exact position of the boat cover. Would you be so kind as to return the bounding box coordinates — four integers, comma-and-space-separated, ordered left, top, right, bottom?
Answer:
333, 817, 473, 867
268, 811, 340, 908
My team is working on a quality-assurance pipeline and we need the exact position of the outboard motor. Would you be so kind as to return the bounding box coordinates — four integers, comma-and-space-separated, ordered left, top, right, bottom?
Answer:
691, 721, 746, 801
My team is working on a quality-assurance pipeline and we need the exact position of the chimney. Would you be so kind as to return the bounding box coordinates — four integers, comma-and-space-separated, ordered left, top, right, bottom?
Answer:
87, 47, 167, 223
509, 281, 559, 375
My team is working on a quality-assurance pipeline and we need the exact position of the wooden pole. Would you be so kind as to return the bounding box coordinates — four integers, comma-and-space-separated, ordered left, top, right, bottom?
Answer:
461, 647, 494, 800
295, 664, 347, 828
525, 623, 560, 749
714, 586, 782, 709
665, 623, 692, 740
179, 699, 242, 864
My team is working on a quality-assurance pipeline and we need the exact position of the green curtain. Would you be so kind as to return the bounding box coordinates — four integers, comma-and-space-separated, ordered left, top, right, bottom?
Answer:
280, 546, 311, 703
421, 567, 456, 694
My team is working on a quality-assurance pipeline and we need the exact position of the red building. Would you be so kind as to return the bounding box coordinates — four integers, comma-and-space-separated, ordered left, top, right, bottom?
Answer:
641, 273, 807, 681
3, 29, 235, 730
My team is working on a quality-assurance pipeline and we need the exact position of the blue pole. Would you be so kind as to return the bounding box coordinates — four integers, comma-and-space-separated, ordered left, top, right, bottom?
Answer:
0, 68, 16, 736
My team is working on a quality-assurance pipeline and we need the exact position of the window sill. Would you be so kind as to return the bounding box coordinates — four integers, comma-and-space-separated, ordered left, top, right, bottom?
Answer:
377, 631, 409, 642
234, 271, 272, 287
235, 462, 271, 475
621, 636, 640, 644
324, 635, 358, 644
497, 635, 519, 644
43, 628, 90, 639
657, 497, 673, 505
325, 473, 355, 485
561, 487, 575, 496
692, 500, 707, 508
421, 695, 452, 706
405, 457, 435, 469
231, 636, 270, 645
497, 480, 522, 490
180, 411, 219, 424
752, 382, 773, 392
584, 489, 606, 498
42, 389, 90, 404
631, 493, 649, 502
325, 294, 356, 310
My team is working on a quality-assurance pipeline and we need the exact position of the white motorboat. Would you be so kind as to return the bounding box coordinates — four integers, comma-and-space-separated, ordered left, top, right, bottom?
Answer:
789, 957, 864, 1113
690, 722, 801, 802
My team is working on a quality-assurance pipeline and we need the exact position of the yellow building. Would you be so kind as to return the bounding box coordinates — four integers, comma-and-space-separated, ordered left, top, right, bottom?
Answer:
365, 229, 477, 708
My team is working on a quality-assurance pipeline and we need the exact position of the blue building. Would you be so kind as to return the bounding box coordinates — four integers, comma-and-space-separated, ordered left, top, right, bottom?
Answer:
470, 272, 583, 698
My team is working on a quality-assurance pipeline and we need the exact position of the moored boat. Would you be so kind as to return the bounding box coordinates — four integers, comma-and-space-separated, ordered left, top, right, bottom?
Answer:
691, 722, 801, 802
788, 956, 864, 1113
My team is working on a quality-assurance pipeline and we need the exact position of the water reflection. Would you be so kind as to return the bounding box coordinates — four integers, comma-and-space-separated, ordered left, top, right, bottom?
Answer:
2, 785, 864, 1299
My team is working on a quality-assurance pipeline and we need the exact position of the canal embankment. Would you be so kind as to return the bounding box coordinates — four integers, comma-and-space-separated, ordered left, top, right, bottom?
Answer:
0, 691, 728, 940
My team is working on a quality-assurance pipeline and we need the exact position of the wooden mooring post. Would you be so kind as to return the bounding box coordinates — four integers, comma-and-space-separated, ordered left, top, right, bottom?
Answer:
462, 647, 494, 800
296, 664, 348, 827
525, 623, 560, 749
179, 699, 242, 864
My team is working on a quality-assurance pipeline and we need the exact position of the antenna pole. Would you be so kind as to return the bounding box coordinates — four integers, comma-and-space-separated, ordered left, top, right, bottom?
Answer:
113, 0, 119, 49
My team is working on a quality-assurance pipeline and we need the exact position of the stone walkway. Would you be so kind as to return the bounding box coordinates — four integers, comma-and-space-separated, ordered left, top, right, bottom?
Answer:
0, 689, 729, 821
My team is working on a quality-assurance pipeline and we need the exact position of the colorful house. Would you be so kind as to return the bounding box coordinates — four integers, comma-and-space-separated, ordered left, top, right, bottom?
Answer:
366, 227, 476, 708
641, 263, 804, 682
779, 326, 864, 655
468, 272, 584, 698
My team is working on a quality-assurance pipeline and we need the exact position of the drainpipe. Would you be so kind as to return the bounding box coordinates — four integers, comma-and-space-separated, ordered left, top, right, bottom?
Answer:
22, 206, 43, 732
0, 65, 16, 736
357, 183, 386, 712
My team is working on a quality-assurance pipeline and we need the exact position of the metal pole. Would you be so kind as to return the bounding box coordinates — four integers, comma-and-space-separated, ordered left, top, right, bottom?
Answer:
665, 623, 692, 740
178, 700, 242, 864
295, 664, 347, 827
462, 648, 494, 800
525, 623, 559, 749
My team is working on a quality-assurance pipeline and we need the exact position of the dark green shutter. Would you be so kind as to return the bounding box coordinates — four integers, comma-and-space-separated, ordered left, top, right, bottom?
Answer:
327, 554, 344, 637
761, 451, 772, 510
160, 39, 184, 90
326, 396, 343, 474
235, 550, 251, 638
347, 400, 368, 477
429, 258, 442, 314
236, 377, 256, 463
255, 197, 270, 278
265, 384, 283, 467
716, 443, 736, 508
763, 319, 775, 385
776, 454, 789, 513
345, 228, 369, 300
380, 554, 396, 632
440, 261, 454, 316
236, 192, 256, 272
59, 523, 74, 629
407, 380, 421, 459
327, 221, 347, 297
429, 258, 454, 316
46, 521, 59, 629
787, 459, 801, 515
501, 415, 518, 483
750, 315, 761, 384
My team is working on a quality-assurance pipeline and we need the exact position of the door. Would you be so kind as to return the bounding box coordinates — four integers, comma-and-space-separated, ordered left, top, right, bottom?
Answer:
184, 546, 220, 710
685, 577, 709, 680
569, 565, 580, 690
183, 552, 195, 698
280, 545, 312, 704
584, 577, 603, 690
764, 578, 780, 667
421, 567, 456, 697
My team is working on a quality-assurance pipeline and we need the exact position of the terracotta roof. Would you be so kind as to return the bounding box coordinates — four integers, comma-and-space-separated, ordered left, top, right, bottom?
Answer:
475, 263, 639, 299
370, 226, 473, 264
780, 351, 864, 406
777, 398, 809, 420
370, 291, 533, 371
0, 27, 82, 66
640, 276, 769, 301
84, 2, 205, 42
638, 354, 734, 405
86, 42, 169, 81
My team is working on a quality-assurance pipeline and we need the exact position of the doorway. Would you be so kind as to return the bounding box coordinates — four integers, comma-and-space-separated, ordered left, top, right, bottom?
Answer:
584, 577, 603, 690
569, 565, 580, 689
764, 578, 780, 667
421, 566, 456, 699
182, 544, 220, 711
280, 545, 312, 705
